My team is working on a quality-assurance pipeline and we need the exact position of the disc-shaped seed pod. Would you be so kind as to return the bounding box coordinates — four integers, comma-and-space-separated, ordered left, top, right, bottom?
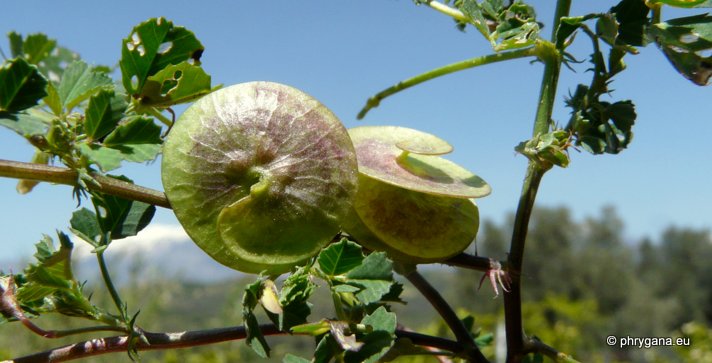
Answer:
345, 174, 479, 264
162, 82, 358, 275
344, 126, 487, 264
348, 126, 491, 198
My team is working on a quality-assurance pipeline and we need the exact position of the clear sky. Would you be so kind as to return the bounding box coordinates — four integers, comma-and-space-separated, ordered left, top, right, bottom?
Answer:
1, 1, 710, 262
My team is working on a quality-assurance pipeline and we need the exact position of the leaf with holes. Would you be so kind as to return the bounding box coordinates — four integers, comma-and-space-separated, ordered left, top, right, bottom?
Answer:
138, 62, 212, 107
0, 58, 48, 113
120, 17, 204, 98
650, 14, 712, 85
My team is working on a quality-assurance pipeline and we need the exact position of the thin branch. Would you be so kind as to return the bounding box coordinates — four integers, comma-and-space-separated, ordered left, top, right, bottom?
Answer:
8, 324, 464, 363
445, 253, 500, 272
426, 1, 468, 23
503, 0, 571, 362
405, 269, 489, 363
357, 47, 537, 119
0, 159, 170, 208
96, 250, 126, 321
524, 337, 580, 363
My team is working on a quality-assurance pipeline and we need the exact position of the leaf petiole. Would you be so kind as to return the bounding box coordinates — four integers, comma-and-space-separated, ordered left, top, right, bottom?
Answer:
357, 47, 537, 119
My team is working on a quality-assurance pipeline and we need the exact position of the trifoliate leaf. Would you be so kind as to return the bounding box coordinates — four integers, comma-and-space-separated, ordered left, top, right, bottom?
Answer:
318, 239, 365, 276
120, 17, 204, 97
0, 58, 48, 113
57, 61, 113, 112
566, 84, 637, 154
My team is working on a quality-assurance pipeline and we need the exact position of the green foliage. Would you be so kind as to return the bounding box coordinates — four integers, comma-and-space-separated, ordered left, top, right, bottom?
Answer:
650, 14, 712, 85
1, 2, 711, 362
452, 0, 540, 51
0, 58, 48, 113
119, 17, 208, 105
1, 233, 107, 324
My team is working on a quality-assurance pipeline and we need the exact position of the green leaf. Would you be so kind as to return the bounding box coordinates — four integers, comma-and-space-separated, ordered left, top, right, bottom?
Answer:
650, 14, 712, 85
348, 280, 394, 305
0, 107, 52, 137
648, 0, 712, 8
345, 307, 396, 363
120, 17, 204, 96
279, 267, 317, 331
12, 233, 101, 320
347, 252, 392, 280
84, 90, 127, 141
44, 82, 61, 115
103, 115, 161, 146
79, 116, 162, 171
344, 252, 395, 305
8, 32, 57, 65
318, 239, 364, 276
8, 31, 81, 83
611, 0, 651, 47
76, 143, 123, 171
242, 277, 271, 358
90, 186, 156, 241
0, 58, 48, 113
69, 208, 101, 246
314, 334, 340, 363
139, 62, 212, 107
283, 354, 311, 363
57, 61, 113, 112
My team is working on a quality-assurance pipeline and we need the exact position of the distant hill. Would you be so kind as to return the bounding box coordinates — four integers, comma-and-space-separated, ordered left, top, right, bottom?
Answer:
70, 224, 242, 285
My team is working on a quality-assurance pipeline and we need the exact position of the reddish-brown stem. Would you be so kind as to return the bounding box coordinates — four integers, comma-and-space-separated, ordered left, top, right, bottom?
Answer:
8, 325, 463, 363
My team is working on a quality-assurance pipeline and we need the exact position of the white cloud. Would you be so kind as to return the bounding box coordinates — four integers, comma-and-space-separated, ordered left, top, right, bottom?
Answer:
72, 224, 191, 260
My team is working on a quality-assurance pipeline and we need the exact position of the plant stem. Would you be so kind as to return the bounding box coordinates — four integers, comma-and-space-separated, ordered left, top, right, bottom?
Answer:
8, 325, 463, 363
96, 250, 127, 321
0, 159, 170, 208
145, 107, 173, 127
427, 1, 468, 22
524, 337, 581, 363
446, 253, 499, 272
503, 0, 570, 362
357, 47, 537, 119
405, 269, 488, 363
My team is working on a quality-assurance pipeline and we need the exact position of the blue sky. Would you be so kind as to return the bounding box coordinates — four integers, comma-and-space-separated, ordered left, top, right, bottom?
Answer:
1, 1, 710, 262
